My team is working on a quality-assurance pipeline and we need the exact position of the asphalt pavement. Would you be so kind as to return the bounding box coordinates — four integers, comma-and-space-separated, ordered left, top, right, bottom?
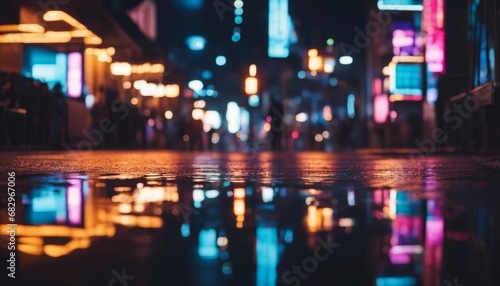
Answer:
1, 150, 499, 286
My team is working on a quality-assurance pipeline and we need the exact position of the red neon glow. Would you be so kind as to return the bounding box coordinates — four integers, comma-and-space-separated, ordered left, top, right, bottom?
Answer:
67, 52, 82, 97
389, 95, 423, 102
372, 78, 382, 97
374, 95, 389, 124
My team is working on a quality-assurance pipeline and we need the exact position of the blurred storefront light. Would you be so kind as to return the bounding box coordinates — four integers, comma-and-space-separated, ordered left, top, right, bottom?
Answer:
377, 0, 423, 11
0, 11, 102, 44
245, 77, 258, 95
203, 111, 222, 130
194, 100, 206, 109
215, 55, 227, 66
315, 134, 323, 142
249, 64, 257, 76
0, 24, 44, 33
339, 56, 353, 65
131, 63, 164, 74
295, 112, 309, 122
164, 84, 180, 98
188, 80, 204, 91
85, 48, 114, 63
308, 49, 323, 72
110, 62, 132, 76
186, 35, 206, 50
85, 94, 95, 109
0, 31, 71, 44
192, 109, 205, 120
323, 57, 335, 73
248, 94, 260, 107
133, 80, 147, 90
164, 110, 173, 119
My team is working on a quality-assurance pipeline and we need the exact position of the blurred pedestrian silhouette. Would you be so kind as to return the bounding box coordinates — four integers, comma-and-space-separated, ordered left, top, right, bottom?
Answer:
0, 76, 19, 145
19, 80, 37, 145
50, 83, 69, 148
90, 86, 109, 149
267, 93, 284, 151
39, 82, 52, 146
187, 117, 204, 151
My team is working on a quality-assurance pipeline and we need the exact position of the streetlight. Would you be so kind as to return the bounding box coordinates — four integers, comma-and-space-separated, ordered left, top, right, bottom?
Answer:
244, 64, 259, 95
307, 49, 335, 75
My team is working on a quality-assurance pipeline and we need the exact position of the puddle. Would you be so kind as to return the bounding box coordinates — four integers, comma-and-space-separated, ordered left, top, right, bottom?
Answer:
1, 174, 499, 285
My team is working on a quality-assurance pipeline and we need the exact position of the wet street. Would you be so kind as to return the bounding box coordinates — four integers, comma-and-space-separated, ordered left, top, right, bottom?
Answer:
1, 151, 500, 286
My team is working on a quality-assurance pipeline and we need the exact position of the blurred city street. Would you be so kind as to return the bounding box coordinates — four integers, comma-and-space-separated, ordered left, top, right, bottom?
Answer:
1, 150, 500, 286
1, 0, 500, 285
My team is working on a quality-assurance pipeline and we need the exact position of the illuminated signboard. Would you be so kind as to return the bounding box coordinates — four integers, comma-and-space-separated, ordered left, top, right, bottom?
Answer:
268, 0, 290, 58
24, 47, 68, 90
376, 276, 417, 286
391, 63, 422, 95
25, 183, 83, 227
67, 52, 82, 98
377, 0, 423, 11
388, 56, 424, 101
423, 0, 445, 73
392, 22, 418, 56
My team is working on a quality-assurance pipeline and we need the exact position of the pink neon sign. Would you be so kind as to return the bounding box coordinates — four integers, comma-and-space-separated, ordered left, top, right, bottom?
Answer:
67, 52, 82, 97
423, 0, 445, 73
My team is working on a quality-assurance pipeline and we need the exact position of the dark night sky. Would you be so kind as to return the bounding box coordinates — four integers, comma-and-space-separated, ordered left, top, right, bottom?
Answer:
154, 0, 366, 58
152, 0, 367, 98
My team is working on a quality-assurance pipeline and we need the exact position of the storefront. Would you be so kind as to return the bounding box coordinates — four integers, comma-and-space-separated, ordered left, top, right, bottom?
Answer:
0, 0, 165, 146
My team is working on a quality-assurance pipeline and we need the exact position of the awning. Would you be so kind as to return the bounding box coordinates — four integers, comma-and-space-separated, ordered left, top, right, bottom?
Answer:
2, 0, 164, 63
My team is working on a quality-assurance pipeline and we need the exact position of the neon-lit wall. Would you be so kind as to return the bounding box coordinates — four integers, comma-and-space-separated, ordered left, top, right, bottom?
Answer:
22, 46, 68, 91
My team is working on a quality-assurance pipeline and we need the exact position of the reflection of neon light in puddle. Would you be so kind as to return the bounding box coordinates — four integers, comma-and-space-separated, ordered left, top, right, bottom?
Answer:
198, 229, 218, 259
262, 187, 274, 203
376, 276, 417, 286
256, 226, 278, 285
67, 181, 82, 225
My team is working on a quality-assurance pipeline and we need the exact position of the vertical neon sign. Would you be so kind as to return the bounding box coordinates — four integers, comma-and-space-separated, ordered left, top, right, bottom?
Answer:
67, 52, 82, 97
423, 0, 445, 73
268, 0, 290, 58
